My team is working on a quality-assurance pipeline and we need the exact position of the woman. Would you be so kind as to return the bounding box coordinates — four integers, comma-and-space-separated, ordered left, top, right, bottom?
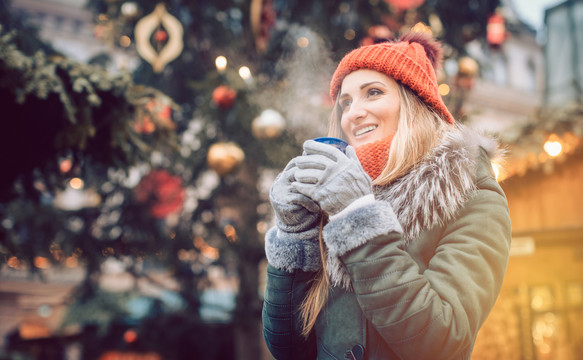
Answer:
262, 32, 511, 360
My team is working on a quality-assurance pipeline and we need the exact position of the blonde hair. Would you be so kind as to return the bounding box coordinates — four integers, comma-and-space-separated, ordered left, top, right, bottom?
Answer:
299, 82, 455, 337
299, 215, 329, 338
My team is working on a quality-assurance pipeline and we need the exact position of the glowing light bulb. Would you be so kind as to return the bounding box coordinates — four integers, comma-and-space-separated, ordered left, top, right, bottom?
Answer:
297, 37, 309, 48
34, 256, 50, 269
69, 177, 84, 190
7, 257, 21, 269
411, 22, 432, 34
344, 29, 356, 40
215, 56, 227, 73
239, 66, 253, 85
438, 83, 450, 96
239, 66, 251, 79
543, 140, 562, 157
120, 35, 131, 47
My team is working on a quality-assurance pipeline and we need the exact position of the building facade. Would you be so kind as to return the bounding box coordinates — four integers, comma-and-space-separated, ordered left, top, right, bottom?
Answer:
471, 1, 583, 359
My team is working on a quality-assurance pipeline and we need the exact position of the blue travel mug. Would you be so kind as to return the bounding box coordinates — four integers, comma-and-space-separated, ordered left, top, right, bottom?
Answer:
313, 137, 349, 153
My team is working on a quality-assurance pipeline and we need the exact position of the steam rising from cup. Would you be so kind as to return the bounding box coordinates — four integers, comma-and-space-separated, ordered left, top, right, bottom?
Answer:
248, 25, 336, 140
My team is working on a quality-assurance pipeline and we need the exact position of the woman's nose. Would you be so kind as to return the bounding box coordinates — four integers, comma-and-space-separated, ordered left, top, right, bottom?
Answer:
345, 101, 366, 123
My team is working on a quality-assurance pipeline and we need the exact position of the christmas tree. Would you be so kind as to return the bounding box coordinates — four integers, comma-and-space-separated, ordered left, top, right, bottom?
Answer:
1, 0, 499, 358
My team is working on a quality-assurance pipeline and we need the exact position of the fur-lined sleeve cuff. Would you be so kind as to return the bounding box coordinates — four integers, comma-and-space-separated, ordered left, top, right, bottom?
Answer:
264, 226, 321, 273
323, 201, 402, 288
329, 194, 376, 222
323, 200, 402, 257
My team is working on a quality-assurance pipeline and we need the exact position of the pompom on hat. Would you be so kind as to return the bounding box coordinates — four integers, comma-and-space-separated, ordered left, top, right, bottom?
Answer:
330, 32, 455, 125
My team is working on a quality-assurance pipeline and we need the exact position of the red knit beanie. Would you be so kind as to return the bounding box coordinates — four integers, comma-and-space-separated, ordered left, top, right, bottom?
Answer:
330, 32, 455, 125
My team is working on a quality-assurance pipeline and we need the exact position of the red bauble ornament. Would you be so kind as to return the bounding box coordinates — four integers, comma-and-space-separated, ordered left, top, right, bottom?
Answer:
134, 170, 185, 219
212, 85, 237, 109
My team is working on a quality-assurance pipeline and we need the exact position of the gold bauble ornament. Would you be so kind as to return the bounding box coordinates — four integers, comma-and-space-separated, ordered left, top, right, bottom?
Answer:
457, 56, 479, 77
252, 109, 285, 139
207, 142, 245, 176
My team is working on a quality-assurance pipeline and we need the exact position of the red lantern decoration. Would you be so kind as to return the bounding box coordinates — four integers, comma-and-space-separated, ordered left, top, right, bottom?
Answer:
384, 0, 425, 12
487, 13, 506, 46
212, 85, 237, 109
134, 170, 185, 219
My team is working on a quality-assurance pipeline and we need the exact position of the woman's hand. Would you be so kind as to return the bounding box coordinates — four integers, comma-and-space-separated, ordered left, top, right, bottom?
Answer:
293, 140, 372, 216
270, 158, 322, 233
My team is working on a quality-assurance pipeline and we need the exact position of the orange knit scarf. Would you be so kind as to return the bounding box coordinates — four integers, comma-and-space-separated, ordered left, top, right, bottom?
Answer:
355, 135, 394, 180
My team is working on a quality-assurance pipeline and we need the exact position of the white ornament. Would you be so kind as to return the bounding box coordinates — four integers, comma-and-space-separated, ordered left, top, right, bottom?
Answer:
252, 109, 286, 139
121, 2, 139, 18
134, 3, 184, 73
53, 187, 101, 211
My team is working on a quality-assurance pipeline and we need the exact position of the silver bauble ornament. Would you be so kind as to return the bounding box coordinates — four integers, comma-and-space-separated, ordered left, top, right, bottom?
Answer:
252, 109, 285, 139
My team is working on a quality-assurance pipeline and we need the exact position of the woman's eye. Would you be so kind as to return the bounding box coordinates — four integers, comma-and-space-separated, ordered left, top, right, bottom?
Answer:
368, 88, 383, 96
340, 99, 352, 111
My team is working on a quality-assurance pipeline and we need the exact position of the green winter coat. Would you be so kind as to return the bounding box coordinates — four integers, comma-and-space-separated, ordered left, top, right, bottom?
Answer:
263, 127, 512, 360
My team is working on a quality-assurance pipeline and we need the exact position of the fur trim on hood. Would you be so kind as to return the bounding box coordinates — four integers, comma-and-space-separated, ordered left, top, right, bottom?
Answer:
374, 125, 502, 243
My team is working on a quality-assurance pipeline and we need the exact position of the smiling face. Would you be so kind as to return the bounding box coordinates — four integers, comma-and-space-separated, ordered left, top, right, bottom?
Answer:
338, 69, 401, 147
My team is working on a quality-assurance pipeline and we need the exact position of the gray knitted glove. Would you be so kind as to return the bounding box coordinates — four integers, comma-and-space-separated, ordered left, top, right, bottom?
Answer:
269, 158, 321, 233
293, 140, 372, 216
